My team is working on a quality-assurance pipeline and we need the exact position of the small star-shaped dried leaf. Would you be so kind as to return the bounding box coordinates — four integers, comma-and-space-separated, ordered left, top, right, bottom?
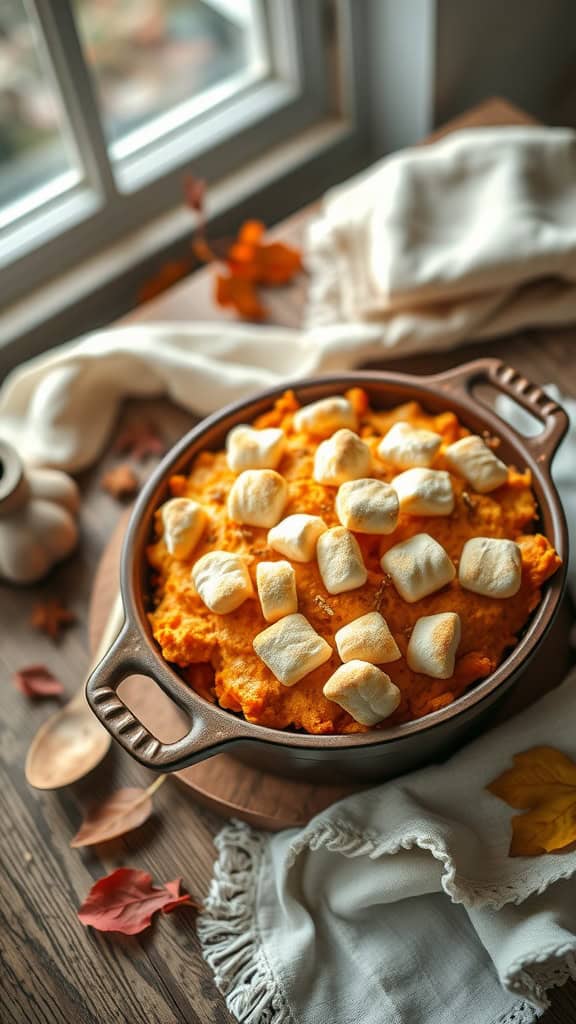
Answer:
114, 422, 165, 461
31, 599, 76, 641
101, 464, 139, 501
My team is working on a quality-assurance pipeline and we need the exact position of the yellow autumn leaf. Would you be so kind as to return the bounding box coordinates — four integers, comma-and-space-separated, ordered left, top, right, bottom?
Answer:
487, 746, 576, 858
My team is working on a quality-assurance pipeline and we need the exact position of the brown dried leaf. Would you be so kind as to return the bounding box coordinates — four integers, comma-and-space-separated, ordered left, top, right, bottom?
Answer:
31, 599, 76, 642
101, 464, 139, 500
70, 776, 165, 848
114, 422, 165, 461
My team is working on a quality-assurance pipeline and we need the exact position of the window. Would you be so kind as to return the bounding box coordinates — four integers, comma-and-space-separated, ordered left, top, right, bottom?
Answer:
1, 0, 370, 354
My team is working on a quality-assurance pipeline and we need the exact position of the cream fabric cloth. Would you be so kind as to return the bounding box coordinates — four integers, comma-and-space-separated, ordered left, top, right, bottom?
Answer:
306, 126, 576, 349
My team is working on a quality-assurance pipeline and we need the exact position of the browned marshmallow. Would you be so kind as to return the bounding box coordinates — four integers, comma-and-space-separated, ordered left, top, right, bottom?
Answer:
293, 396, 357, 437
253, 613, 332, 686
445, 436, 508, 493
317, 527, 367, 594
323, 661, 401, 725
407, 612, 461, 679
226, 424, 285, 472
192, 550, 254, 613
228, 469, 288, 528
314, 430, 372, 486
335, 478, 399, 534
268, 514, 327, 562
378, 421, 442, 468
392, 468, 454, 517
380, 533, 455, 603
160, 497, 207, 559
459, 537, 522, 598
256, 560, 298, 622
335, 611, 401, 664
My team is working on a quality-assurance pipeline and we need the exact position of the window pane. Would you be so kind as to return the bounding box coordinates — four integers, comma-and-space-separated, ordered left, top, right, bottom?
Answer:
0, 0, 80, 228
75, 0, 269, 161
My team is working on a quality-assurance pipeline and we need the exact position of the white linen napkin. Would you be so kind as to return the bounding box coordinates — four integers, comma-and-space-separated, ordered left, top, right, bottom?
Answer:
306, 126, 576, 351
198, 668, 576, 1024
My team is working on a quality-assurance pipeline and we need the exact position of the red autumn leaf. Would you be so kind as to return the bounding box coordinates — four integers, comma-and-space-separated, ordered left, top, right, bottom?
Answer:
78, 868, 198, 935
70, 777, 165, 848
238, 219, 265, 245
114, 422, 165, 461
31, 599, 76, 642
215, 273, 266, 320
12, 665, 64, 699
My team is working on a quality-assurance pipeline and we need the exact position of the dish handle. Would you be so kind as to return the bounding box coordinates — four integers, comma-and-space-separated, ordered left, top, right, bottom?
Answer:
86, 618, 242, 772
432, 358, 569, 465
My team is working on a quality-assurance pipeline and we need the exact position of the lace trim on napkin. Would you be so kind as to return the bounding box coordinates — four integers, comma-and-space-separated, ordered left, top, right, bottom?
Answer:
287, 818, 576, 910
197, 822, 293, 1024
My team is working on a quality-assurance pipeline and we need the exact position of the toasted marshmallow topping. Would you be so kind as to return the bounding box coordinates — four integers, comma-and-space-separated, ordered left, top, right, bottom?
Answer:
268, 513, 327, 562
228, 469, 288, 528
253, 613, 332, 686
256, 560, 298, 623
293, 396, 357, 437
378, 421, 442, 468
335, 611, 401, 665
160, 497, 207, 559
316, 527, 367, 594
192, 550, 254, 614
313, 429, 372, 486
381, 533, 455, 603
392, 468, 454, 517
444, 435, 508, 493
459, 537, 522, 598
407, 612, 461, 679
323, 661, 401, 726
226, 424, 285, 472
335, 478, 399, 534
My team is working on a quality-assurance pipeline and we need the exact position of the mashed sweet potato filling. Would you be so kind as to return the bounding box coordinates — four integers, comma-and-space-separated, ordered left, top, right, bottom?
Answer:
147, 389, 561, 735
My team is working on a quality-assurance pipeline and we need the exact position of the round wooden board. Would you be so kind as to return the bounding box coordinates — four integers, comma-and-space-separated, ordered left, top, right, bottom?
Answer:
89, 511, 358, 831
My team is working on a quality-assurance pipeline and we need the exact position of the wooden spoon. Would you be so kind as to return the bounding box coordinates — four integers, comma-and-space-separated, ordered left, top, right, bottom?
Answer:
25, 593, 124, 789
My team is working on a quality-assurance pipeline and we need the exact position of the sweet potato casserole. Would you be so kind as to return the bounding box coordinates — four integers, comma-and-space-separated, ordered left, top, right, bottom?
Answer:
147, 389, 561, 735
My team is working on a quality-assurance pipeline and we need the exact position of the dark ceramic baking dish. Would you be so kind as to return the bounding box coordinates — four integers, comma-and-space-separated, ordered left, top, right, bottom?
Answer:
86, 358, 569, 782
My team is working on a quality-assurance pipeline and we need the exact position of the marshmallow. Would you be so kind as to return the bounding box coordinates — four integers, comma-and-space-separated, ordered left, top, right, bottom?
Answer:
407, 612, 461, 679
256, 560, 298, 623
381, 533, 455, 603
378, 421, 442, 468
392, 468, 454, 517
226, 424, 285, 472
317, 527, 367, 594
336, 478, 399, 534
294, 396, 357, 437
253, 613, 332, 686
268, 514, 327, 562
459, 537, 522, 598
323, 661, 401, 725
314, 429, 372, 486
160, 497, 207, 559
192, 550, 254, 614
445, 435, 508, 493
228, 469, 288, 528
335, 611, 401, 664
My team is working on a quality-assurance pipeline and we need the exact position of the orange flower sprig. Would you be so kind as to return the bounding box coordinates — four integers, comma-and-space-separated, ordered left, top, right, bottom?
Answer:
138, 175, 303, 317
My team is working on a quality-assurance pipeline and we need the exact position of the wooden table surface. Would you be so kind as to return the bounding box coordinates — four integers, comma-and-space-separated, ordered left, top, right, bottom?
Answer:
2, 98, 576, 1024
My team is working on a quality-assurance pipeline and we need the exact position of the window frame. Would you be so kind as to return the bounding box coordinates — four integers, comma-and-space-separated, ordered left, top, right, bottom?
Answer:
2, 0, 333, 304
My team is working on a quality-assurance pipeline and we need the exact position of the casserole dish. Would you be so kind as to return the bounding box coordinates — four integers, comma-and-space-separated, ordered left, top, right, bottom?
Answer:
86, 359, 568, 782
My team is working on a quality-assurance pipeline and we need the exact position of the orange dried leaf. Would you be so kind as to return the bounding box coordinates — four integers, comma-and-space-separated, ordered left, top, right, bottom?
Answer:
487, 746, 576, 857
183, 174, 206, 215
215, 273, 266, 320
238, 219, 265, 244
70, 777, 165, 848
